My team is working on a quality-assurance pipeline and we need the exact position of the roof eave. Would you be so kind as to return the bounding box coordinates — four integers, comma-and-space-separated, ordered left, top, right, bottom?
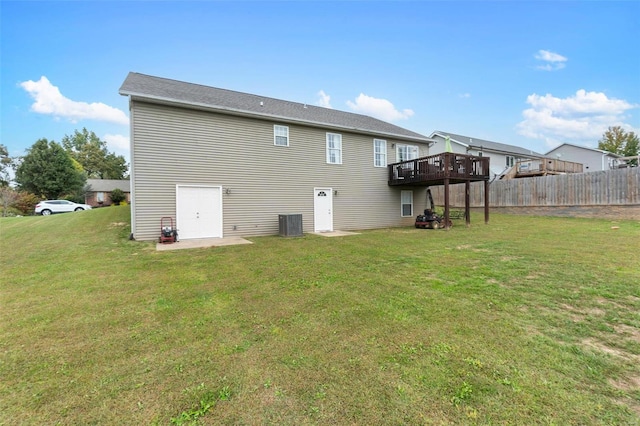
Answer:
120, 90, 432, 144
547, 143, 618, 157
430, 132, 470, 148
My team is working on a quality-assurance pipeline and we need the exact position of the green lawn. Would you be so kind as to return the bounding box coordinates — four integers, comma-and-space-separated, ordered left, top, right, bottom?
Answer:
1, 206, 639, 425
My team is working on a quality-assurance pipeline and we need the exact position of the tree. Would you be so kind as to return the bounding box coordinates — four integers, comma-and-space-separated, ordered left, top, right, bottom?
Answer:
15, 138, 86, 200
62, 128, 128, 179
0, 186, 19, 216
623, 136, 639, 166
598, 126, 639, 166
0, 144, 12, 187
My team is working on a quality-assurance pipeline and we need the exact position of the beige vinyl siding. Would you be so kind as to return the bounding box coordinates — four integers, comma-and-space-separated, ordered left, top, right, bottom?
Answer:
130, 101, 429, 240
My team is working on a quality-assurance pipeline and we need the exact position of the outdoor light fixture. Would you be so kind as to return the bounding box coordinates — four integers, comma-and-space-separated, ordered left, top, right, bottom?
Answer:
334, 189, 338, 196
225, 188, 231, 195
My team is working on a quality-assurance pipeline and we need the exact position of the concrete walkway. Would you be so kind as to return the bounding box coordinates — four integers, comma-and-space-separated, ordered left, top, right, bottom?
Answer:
156, 236, 253, 251
155, 230, 359, 251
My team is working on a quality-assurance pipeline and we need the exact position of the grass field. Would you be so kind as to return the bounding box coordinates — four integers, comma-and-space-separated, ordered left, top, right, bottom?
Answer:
1, 206, 639, 425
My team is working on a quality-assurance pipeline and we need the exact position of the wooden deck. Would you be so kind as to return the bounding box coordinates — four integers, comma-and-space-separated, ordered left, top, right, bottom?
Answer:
388, 153, 491, 228
388, 153, 491, 186
502, 158, 583, 179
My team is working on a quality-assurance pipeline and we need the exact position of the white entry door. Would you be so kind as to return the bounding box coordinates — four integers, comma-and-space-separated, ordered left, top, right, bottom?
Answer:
176, 185, 222, 239
314, 188, 333, 232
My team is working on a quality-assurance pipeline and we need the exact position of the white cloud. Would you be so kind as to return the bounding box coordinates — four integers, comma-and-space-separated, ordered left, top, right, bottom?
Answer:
536, 50, 567, 63
534, 49, 567, 71
20, 76, 129, 125
459, 93, 471, 99
316, 90, 332, 108
103, 133, 130, 151
517, 89, 638, 147
103, 133, 130, 165
346, 93, 414, 122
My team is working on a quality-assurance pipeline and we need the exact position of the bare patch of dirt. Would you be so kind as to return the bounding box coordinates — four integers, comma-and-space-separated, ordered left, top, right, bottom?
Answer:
610, 374, 640, 391
560, 303, 605, 319
582, 338, 640, 363
500, 256, 521, 262
582, 338, 627, 358
614, 324, 640, 344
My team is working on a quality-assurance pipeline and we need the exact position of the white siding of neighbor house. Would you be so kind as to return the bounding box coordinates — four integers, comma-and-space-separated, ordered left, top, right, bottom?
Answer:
546, 145, 617, 172
130, 101, 430, 240
429, 136, 533, 178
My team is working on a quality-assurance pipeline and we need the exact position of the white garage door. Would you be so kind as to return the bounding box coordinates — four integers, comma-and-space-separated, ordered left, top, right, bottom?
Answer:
176, 185, 222, 240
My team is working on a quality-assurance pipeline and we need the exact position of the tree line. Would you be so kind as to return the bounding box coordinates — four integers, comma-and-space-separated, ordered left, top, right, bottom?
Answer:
0, 128, 128, 216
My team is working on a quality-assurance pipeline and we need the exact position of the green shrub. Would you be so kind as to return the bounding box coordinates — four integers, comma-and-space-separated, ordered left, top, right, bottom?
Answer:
109, 188, 126, 205
12, 191, 40, 215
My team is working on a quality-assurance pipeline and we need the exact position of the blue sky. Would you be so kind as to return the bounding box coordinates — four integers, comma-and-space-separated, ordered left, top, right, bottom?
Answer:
2, 1, 639, 164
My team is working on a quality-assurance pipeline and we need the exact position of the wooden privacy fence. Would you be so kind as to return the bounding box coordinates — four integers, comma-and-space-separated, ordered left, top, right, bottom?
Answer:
430, 167, 640, 207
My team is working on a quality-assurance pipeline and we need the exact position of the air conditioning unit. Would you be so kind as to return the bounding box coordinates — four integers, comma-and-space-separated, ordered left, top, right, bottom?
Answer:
279, 214, 303, 237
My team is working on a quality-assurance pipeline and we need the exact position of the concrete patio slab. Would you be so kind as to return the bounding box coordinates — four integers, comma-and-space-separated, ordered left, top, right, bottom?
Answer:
313, 230, 360, 237
156, 236, 253, 251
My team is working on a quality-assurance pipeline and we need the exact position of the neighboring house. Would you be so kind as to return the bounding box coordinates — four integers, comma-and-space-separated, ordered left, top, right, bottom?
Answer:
545, 143, 624, 172
429, 131, 544, 179
85, 179, 131, 207
119, 72, 434, 241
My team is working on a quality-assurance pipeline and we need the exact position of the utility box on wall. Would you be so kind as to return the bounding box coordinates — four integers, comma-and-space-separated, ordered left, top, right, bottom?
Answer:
278, 214, 303, 237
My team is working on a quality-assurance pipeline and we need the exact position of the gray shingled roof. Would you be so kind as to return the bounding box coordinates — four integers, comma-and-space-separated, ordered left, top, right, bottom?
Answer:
119, 72, 431, 142
86, 179, 130, 192
432, 131, 544, 158
546, 143, 621, 157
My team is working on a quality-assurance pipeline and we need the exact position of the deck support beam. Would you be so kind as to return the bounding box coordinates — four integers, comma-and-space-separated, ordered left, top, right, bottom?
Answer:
465, 180, 471, 227
484, 180, 490, 224
444, 178, 450, 230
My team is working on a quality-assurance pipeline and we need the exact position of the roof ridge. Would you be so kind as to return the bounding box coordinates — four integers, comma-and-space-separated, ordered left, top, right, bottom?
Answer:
128, 72, 413, 127
121, 72, 430, 142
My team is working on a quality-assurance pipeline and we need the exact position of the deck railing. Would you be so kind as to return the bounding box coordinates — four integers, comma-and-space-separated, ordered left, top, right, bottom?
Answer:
516, 158, 583, 176
388, 153, 490, 186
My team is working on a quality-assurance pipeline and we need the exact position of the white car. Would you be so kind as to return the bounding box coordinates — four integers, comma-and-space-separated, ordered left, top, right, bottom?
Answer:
35, 200, 93, 216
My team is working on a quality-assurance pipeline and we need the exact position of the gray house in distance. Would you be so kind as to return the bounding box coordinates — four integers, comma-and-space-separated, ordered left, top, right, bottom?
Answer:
119, 72, 435, 241
545, 143, 623, 172
429, 131, 544, 179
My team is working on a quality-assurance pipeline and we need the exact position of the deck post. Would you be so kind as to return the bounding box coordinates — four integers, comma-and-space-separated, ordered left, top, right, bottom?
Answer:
484, 180, 490, 224
465, 180, 471, 227
444, 178, 450, 230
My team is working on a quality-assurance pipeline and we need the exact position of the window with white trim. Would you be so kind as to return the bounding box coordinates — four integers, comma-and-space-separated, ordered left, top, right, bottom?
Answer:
397, 144, 419, 162
326, 133, 342, 164
506, 155, 515, 167
274, 125, 289, 146
401, 190, 413, 217
373, 139, 387, 167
